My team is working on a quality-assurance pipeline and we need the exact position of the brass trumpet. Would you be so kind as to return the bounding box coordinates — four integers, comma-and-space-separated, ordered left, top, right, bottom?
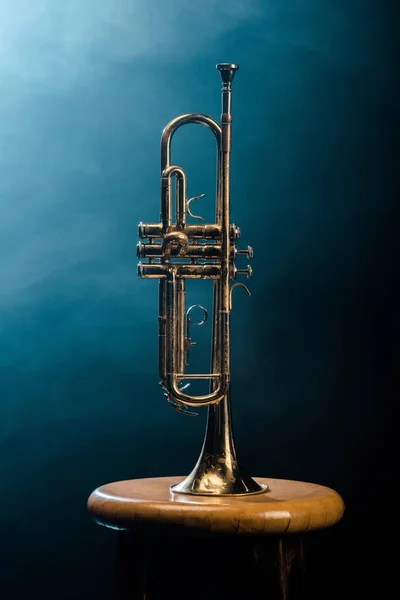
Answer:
137, 63, 267, 496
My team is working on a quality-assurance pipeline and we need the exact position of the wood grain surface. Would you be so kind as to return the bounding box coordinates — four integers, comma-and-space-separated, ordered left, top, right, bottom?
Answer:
88, 476, 344, 535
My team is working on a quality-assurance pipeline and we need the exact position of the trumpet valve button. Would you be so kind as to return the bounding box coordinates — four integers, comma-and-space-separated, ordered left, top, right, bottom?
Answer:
237, 245, 253, 259
235, 265, 253, 279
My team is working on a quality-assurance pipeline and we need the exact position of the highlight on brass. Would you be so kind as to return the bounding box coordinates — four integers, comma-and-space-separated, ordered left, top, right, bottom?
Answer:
137, 63, 268, 496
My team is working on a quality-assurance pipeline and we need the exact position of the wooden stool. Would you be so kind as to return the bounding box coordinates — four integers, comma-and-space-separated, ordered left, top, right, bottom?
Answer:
88, 476, 344, 600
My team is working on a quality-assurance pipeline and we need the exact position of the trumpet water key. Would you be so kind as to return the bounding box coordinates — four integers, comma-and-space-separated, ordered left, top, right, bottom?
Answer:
137, 63, 267, 496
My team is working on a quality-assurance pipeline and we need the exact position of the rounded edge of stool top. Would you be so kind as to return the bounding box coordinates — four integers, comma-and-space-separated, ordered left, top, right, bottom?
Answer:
87, 476, 345, 536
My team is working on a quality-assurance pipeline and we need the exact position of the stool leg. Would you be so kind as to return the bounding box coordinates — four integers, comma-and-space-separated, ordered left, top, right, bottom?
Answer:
110, 531, 306, 600
277, 536, 306, 599
250, 536, 306, 600
112, 531, 149, 600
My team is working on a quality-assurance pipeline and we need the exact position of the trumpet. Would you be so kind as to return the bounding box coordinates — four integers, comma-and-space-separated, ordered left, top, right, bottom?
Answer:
137, 63, 267, 496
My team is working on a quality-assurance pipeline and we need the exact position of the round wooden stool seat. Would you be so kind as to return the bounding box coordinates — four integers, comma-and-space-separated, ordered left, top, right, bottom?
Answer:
88, 477, 344, 599
88, 475, 344, 535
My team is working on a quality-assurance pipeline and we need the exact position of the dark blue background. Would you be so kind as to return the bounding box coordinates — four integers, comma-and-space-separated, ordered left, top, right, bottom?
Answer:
0, 1, 397, 598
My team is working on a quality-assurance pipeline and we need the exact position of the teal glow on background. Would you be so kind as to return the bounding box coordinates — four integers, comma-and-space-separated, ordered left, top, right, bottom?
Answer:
0, 1, 397, 598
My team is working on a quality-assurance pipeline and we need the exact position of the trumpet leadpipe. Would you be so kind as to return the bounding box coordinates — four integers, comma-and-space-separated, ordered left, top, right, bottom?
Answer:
137, 241, 221, 259
138, 262, 250, 280
138, 222, 241, 241
136, 241, 247, 260
137, 242, 242, 260
138, 263, 221, 279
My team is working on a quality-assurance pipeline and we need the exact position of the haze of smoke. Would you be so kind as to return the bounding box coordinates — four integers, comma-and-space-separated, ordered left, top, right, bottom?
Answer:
0, 0, 262, 87
0, 0, 262, 307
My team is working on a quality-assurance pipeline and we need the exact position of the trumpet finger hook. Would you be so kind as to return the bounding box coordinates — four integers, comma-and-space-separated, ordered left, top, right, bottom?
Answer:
187, 194, 205, 221
187, 304, 208, 326
229, 283, 251, 311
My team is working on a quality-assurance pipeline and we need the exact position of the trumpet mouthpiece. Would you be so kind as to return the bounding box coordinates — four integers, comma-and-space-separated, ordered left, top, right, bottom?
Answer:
216, 63, 239, 85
